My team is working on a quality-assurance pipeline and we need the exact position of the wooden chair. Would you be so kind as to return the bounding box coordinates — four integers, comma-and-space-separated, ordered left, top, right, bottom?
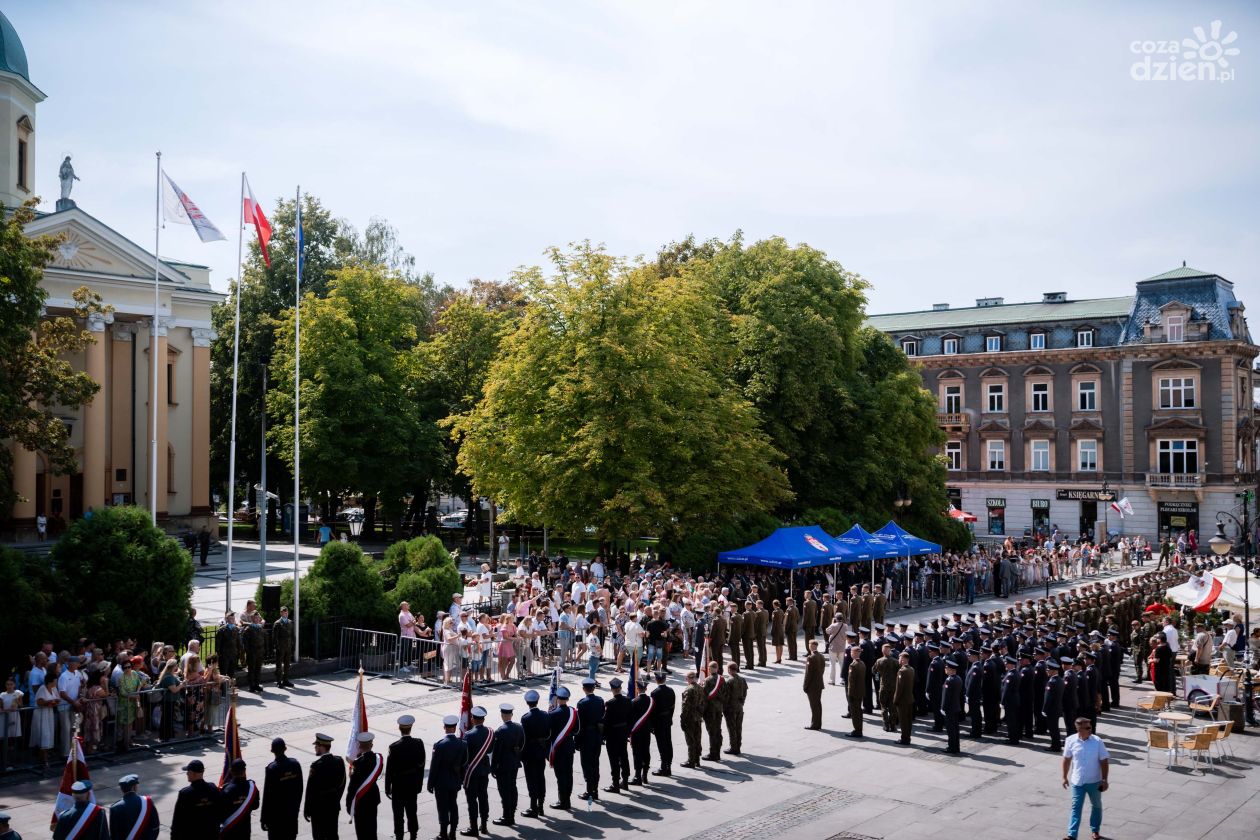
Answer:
1210, 720, 1235, 759
1145, 727, 1174, 768
1136, 692, 1170, 723
1179, 730, 1215, 773
1189, 694, 1221, 721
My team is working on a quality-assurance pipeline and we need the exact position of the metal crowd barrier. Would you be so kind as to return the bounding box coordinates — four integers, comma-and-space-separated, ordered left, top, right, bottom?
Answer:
338, 627, 399, 676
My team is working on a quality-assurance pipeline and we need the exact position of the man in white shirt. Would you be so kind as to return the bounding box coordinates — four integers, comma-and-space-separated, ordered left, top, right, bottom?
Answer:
1061, 717, 1109, 840
1218, 620, 1239, 666
57, 656, 86, 752
1161, 617, 1180, 654
1191, 622, 1213, 674
179, 640, 204, 672
591, 558, 605, 582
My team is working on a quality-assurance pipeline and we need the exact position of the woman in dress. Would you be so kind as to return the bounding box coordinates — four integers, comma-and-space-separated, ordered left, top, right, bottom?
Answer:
516, 615, 535, 676
156, 659, 182, 741
30, 673, 58, 767
183, 654, 206, 735
440, 618, 460, 685
1, 676, 25, 761
114, 658, 143, 751
498, 615, 517, 681
203, 655, 225, 730
82, 673, 110, 754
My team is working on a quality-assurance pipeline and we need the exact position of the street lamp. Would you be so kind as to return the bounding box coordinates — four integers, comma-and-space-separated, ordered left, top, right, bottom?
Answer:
349, 515, 364, 542
1209, 514, 1254, 725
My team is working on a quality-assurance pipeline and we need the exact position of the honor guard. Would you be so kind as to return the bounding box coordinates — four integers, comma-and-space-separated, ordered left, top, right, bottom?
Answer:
679, 672, 705, 768
0, 812, 19, 840
304, 734, 345, 840
109, 775, 158, 840
723, 662, 748, 756
346, 733, 382, 840
601, 677, 631, 792
261, 739, 303, 840
518, 691, 549, 818
489, 703, 524, 827
1043, 659, 1064, 751
701, 662, 727, 758
649, 671, 675, 776
220, 759, 260, 840
941, 659, 964, 754
386, 716, 425, 840
845, 646, 866, 738
172, 761, 222, 840
272, 607, 296, 689
428, 715, 469, 840
629, 674, 654, 784
547, 686, 578, 810
54, 781, 108, 840
460, 707, 493, 837
576, 678, 605, 801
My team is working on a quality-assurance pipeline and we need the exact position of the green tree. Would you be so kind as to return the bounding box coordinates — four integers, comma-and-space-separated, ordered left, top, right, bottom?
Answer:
50, 505, 193, 646
0, 545, 71, 674
451, 242, 791, 542
0, 200, 111, 518
268, 264, 444, 532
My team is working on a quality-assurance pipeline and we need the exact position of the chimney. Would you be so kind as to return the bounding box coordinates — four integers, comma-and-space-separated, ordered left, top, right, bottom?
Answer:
932, 303, 949, 311
1042, 292, 1067, 303
976, 297, 1004, 308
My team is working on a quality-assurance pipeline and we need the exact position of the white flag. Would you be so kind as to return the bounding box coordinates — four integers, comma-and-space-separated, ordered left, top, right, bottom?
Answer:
162, 172, 226, 242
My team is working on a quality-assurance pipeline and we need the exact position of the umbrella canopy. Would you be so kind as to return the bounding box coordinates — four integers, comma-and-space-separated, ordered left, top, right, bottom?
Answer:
1208, 563, 1260, 611
1167, 573, 1223, 612
834, 524, 904, 561
948, 506, 977, 523
874, 521, 942, 555
717, 525, 850, 569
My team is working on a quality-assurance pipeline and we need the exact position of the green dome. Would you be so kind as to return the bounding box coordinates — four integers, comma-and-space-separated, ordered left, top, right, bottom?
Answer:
0, 10, 31, 82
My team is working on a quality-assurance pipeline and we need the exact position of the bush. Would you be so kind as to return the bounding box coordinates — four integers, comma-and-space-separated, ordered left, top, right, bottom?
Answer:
50, 505, 193, 650
0, 546, 72, 676
379, 536, 461, 624
378, 534, 452, 590
302, 541, 390, 626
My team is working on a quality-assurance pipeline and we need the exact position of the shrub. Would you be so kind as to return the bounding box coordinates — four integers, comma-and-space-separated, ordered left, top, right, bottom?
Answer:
302, 541, 390, 626
380, 536, 461, 624
0, 546, 71, 676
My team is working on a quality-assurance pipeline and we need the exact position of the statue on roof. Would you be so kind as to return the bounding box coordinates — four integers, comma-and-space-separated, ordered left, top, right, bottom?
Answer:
59, 155, 79, 201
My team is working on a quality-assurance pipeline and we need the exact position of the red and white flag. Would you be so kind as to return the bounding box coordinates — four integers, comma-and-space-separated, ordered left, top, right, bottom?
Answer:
161, 172, 226, 243
345, 668, 369, 762
457, 670, 473, 736
1168, 573, 1223, 612
51, 736, 92, 828
242, 175, 273, 266
1109, 497, 1135, 518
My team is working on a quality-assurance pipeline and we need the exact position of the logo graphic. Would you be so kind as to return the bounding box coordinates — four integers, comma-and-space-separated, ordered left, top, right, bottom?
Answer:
803, 534, 828, 552
1130, 20, 1239, 83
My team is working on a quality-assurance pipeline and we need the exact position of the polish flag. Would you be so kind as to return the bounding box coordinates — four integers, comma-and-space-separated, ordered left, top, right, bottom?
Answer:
344, 668, 369, 763
243, 175, 273, 266
1169, 573, 1223, 612
457, 670, 473, 736
51, 737, 92, 828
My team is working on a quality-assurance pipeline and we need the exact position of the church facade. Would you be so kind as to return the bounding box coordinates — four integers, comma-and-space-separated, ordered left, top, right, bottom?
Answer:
2, 12, 222, 537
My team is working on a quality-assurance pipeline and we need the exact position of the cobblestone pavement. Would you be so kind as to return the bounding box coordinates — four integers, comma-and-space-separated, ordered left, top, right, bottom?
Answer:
2, 579, 1258, 839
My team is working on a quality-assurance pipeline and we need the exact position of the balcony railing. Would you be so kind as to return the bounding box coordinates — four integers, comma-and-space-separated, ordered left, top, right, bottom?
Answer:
937, 411, 969, 430
1146, 473, 1203, 489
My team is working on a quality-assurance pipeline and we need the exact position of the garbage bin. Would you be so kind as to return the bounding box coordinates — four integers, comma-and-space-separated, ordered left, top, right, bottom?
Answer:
1223, 700, 1245, 734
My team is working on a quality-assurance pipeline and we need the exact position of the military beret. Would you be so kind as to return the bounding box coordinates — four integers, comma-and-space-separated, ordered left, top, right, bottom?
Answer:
314, 733, 334, 745
556, 686, 571, 699
609, 678, 623, 689
357, 732, 374, 743
581, 678, 596, 688
119, 773, 140, 786
524, 690, 540, 703
182, 759, 205, 772
397, 715, 415, 727
443, 715, 459, 727
654, 671, 668, 682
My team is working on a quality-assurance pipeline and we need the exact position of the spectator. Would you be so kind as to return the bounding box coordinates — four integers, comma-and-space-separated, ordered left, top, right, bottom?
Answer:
1062, 717, 1109, 840
1, 675, 24, 759
31, 673, 57, 767
114, 658, 143, 752
440, 618, 460, 685
183, 655, 206, 735
185, 608, 203, 645
398, 601, 416, 639
156, 659, 182, 741
56, 655, 86, 753
1190, 622, 1212, 675
179, 640, 204, 673
82, 673, 109, 754
1217, 620, 1238, 666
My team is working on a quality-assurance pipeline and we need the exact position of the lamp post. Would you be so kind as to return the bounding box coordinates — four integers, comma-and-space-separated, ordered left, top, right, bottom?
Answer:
894, 488, 912, 605
1209, 514, 1254, 725
349, 515, 364, 543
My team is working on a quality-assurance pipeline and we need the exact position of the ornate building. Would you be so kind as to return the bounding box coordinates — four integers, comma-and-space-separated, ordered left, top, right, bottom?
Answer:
868, 267, 1257, 543
2, 12, 223, 536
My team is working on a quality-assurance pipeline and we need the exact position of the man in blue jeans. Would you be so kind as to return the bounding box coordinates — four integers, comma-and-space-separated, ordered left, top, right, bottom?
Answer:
1061, 717, 1109, 840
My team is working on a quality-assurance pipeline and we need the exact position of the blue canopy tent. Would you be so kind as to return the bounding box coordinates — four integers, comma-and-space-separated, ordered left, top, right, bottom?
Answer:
717, 525, 855, 600
834, 524, 904, 593
874, 521, 942, 555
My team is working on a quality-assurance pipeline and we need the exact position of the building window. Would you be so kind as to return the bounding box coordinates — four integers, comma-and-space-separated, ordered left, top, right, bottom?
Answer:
1077, 439, 1098, 472
987, 440, 1006, 471
1031, 382, 1049, 412
1031, 440, 1050, 471
943, 384, 962, 414
167, 445, 176, 492
1030, 332, 1045, 350
1157, 439, 1199, 474
1166, 315, 1184, 342
1158, 376, 1196, 409
945, 441, 962, 471
985, 335, 1002, 353
901, 339, 917, 357
986, 383, 1005, 413
1077, 380, 1097, 411
167, 362, 176, 404
1076, 329, 1093, 348
17, 139, 28, 190
943, 338, 958, 355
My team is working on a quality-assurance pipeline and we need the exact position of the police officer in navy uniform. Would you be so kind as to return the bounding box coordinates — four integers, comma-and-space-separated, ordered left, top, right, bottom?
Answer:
1042, 659, 1064, 751
1018, 652, 1036, 742
601, 677, 631, 793
963, 648, 983, 739
489, 703, 524, 827
629, 674, 654, 785
386, 715, 425, 840
261, 738, 303, 840
346, 732, 381, 840
172, 760, 221, 840
429, 715, 469, 840
55, 781, 109, 840
109, 774, 159, 840
1061, 656, 1079, 742
1000, 656, 1022, 744
221, 759, 260, 840
304, 733, 345, 840
940, 658, 963, 754
0, 811, 20, 840
461, 707, 492, 837
649, 671, 675, 777
576, 678, 605, 802
548, 686, 578, 810
518, 691, 549, 818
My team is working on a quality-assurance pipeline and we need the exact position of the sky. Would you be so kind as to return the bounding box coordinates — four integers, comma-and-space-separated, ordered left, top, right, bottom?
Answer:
10, 0, 1259, 313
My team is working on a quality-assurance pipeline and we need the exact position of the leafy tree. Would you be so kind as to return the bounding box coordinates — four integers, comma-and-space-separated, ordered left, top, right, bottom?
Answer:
659, 510, 781, 574
50, 505, 193, 646
268, 264, 444, 532
451, 242, 791, 542
0, 200, 111, 518
0, 545, 71, 675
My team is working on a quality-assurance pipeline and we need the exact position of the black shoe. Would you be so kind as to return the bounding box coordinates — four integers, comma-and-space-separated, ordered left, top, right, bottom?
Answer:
802, 726, 820, 731
519, 809, 538, 819
652, 768, 671, 776
628, 777, 643, 786
845, 732, 863, 738
550, 802, 570, 810
492, 818, 514, 827
479, 822, 487, 834
603, 785, 620, 793
681, 762, 698, 769
458, 829, 479, 838
703, 753, 721, 760
841, 714, 852, 719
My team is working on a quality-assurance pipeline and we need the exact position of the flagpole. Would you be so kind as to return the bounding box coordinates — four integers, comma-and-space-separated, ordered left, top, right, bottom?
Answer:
226, 172, 245, 613
293, 186, 302, 662
150, 151, 162, 525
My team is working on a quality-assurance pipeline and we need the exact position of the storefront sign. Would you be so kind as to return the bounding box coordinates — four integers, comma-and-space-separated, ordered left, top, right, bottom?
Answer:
1031, 499, 1050, 510
985, 498, 1006, 508
1056, 489, 1116, 502
1158, 501, 1198, 513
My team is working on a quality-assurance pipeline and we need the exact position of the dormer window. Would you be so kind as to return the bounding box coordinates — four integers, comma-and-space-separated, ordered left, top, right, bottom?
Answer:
942, 337, 959, 355
1166, 314, 1184, 342
1076, 329, 1094, 348
985, 335, 1002, 353
1030, 332, 1045, 350
901, 338, 918, 357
